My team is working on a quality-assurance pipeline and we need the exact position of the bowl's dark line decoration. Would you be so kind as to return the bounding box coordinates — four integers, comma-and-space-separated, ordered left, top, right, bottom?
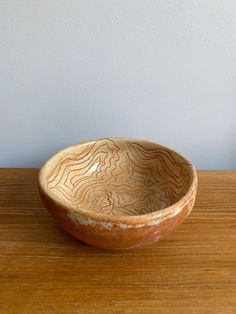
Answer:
46, 139, 193, 216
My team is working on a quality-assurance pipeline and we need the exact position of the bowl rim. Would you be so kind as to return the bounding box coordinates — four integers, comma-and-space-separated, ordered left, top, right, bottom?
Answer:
38, 137, 198, 225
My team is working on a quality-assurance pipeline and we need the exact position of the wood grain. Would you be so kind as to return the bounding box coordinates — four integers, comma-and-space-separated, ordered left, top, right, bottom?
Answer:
0, 169, 236, 313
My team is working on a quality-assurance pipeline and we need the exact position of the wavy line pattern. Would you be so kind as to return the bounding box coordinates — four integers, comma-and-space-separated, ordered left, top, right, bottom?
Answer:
46, 139, 193, 216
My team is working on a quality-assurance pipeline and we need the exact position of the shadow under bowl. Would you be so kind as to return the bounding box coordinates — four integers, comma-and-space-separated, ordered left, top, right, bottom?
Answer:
38, 137, 197, 249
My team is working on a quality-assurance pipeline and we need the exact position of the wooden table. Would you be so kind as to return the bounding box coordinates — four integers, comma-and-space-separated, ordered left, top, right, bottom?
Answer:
0, 169, 235, 314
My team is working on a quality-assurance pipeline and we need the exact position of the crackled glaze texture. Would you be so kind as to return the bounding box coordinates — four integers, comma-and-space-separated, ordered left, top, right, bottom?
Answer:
39, 138, 197, 249
46, 139, 192, 216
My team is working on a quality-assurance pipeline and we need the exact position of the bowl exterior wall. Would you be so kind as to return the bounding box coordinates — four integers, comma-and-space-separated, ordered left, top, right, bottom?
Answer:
39, 186, 197, 250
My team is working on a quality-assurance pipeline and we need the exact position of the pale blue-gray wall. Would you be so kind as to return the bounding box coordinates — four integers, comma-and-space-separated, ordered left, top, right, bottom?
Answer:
1, 1, 236, 169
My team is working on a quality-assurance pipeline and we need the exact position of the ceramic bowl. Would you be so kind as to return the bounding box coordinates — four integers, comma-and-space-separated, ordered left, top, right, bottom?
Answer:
38, 138, 197, 249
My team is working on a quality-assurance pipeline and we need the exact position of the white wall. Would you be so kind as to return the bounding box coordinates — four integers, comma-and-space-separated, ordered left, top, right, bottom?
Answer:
1, 0, 236, 169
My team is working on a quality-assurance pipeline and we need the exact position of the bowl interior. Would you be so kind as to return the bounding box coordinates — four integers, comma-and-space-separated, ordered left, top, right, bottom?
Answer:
40, 138, 194, 217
